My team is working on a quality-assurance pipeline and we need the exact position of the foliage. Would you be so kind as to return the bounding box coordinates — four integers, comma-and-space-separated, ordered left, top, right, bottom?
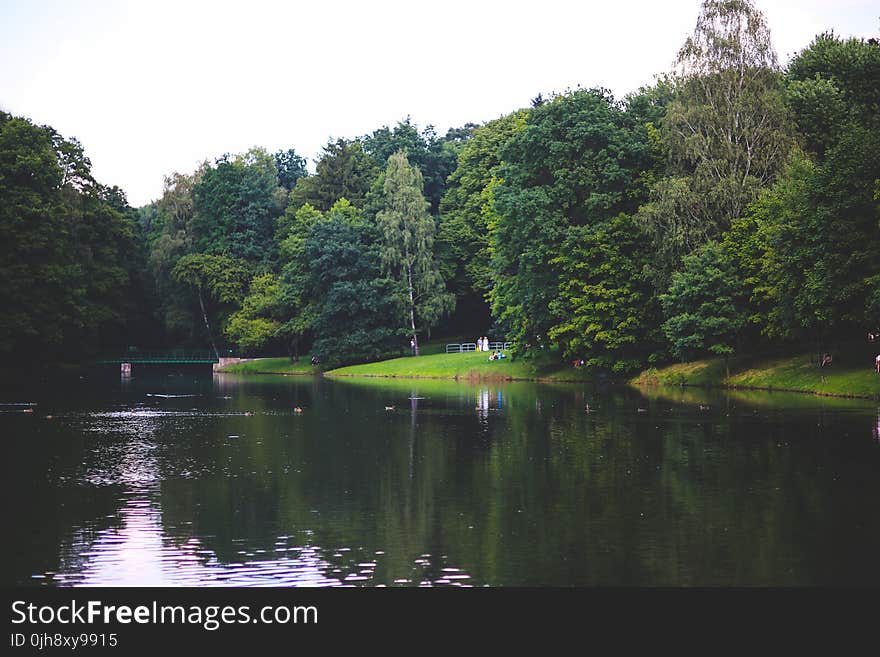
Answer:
305, 216, 400, 368
639, 0, 792, 283
436, 110, 528, 298
0, 112, 147, 361
274, 148, 308, 191
363, 118, 468, 213
192, 148, 283, 265
489, 88, 657, 358
660, 240, 748, 361
171, 253, 251, 356
376, 151, 454, 353
289, 139, 378, 211
224, 273, 284, 354
549, 214, 660, 372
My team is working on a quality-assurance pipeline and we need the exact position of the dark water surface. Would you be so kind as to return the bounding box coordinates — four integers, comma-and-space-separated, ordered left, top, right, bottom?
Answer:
4, 369, 880, 586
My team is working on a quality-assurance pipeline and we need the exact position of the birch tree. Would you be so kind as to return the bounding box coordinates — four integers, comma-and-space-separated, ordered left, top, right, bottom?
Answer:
376, 150, 453, 355
640, 0, 793, 282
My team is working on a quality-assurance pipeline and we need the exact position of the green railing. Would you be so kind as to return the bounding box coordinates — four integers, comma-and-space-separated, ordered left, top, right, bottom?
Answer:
96, 350, 220, 364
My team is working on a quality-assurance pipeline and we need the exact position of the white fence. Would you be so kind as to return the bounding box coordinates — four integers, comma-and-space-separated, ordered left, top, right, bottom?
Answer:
446, 342, 512, 353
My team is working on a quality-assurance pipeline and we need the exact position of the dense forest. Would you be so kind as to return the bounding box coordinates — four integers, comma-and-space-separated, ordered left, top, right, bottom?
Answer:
1, 0, 878, 372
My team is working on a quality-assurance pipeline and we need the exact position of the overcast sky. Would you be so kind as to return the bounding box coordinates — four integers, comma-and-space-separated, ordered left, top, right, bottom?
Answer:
1, 0, 876, 207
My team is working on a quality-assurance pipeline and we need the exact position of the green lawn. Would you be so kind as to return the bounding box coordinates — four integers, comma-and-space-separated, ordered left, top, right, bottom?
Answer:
216, 357, 320, 375
632, 352, 880, 399
326, 350, 593, 382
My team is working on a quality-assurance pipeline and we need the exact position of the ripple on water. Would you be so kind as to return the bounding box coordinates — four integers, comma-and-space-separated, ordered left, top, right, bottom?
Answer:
45, 500, 473, 587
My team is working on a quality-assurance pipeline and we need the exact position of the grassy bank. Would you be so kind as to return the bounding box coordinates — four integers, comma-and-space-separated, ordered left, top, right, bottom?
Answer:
327, 351, 593, 382
632, 352, 880, 399
216, 357, 320, 375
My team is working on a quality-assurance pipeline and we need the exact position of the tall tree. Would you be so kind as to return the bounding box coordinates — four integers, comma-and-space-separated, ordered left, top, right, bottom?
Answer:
192, 148, 283, 265
489, 89, 656, 357
436, 110, 528, 300
0, 112, 147, 361
660, 240, 749, 373
639, 0, 792, 283
289, 138, 378, 211
376, 151, 453, 355
306, 211, 399, 367
363, 118, 467, 213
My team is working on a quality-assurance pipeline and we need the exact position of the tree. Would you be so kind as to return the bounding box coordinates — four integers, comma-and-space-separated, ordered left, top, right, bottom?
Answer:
192, 148, 283, 265
436, 110, 528, 300
224, 273, 284, 355
274, 203, 326, 359
376, 151, 454, 355
363, 118, 467, 213
0, 113, 149, 361
639, 0, 792, 283
274, 148, 308, 191
171, 254, 251, 358
289, 138, 378, 211
744, 35, 880, 344
147, 169, 204, 343
548, 214, 660, 372
660, 240, 749, 373
489, 89, 656, 355
306, 215, 399, 367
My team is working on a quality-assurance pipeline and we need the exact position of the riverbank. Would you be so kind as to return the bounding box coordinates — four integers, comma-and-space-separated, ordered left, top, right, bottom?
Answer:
214, 357, 321, 375
218, 351, 593, 382
326, 351, 594, 381
631, 353, 880, 399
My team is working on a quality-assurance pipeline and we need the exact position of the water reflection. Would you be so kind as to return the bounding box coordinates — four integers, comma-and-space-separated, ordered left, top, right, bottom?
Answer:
4, 372, 880, 586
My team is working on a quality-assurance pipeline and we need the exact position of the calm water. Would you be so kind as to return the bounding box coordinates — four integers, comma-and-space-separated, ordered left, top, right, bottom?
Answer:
4, 369, 880, 586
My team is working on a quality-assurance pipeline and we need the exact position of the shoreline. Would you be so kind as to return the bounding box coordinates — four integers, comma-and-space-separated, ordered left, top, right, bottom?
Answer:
217, 361, 878, 399
631, 380, 879, 401
216, 366, 593, 384
630, 353, 879, 401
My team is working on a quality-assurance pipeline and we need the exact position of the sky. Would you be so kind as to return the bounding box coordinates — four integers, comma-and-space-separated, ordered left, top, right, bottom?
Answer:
1, 0, 877, 207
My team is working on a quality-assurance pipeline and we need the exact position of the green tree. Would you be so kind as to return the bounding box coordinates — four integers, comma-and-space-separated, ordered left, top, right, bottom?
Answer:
745, 34, 880, 344
192, 148, 283, 265
639, 0, 792, 283
549, 214, 660, 372
147, 169, 204, 343
224, 273, 284, 355
306, 215, 399, 367
436, 110, 528, 300
0, 112, 148, 361
274, 148, 308, 191
171, 254, 251, 358
363, 118, 468, 213
489, 89, 655, 356
376, 151, 454, 355
289, 138, 378, 211
274, 203, 326, 359
660, 240, 749, 373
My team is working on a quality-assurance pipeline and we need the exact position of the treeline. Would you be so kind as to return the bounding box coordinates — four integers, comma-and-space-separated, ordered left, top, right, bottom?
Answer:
1, 0, 878, 371
0, 111, 153, 363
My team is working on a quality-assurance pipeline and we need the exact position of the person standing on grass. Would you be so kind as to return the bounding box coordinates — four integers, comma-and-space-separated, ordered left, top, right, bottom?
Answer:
875, 353, 880, 373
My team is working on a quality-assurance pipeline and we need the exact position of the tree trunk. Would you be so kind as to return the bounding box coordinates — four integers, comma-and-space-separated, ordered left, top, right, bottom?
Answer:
198, 287, 220, 360
407, 264, 419, 356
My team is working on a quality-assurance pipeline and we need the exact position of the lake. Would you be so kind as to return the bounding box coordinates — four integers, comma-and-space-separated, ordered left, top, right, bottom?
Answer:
4, 369, 880, 586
